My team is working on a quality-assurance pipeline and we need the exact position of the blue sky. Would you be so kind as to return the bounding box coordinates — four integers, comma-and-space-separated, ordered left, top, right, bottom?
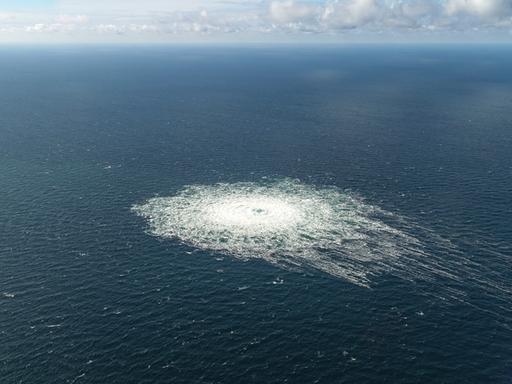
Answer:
0, 0, 511, 43
0, 0, 55, 10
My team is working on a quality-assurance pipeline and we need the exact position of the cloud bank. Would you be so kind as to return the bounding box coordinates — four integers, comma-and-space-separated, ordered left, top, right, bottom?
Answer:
0, 0, 511, 42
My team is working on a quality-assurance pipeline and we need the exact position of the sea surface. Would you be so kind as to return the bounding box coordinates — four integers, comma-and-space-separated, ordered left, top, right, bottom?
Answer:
0, 45, 511, 383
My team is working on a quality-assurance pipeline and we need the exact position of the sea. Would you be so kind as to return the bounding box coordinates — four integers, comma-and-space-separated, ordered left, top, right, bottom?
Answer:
0, 45, 511, 383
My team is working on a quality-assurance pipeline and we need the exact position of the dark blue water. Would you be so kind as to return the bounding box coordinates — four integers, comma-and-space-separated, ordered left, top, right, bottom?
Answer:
1, 45, 511, 383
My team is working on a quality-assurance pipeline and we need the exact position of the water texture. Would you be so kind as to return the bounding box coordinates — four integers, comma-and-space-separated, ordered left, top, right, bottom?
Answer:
1, 46, 511, 383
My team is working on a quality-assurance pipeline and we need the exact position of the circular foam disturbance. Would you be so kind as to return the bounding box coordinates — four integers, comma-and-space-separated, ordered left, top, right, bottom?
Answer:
132, 179, 429, 287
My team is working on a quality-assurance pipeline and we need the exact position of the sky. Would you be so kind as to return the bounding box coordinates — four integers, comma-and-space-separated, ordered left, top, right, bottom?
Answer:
0, 0, 511, 43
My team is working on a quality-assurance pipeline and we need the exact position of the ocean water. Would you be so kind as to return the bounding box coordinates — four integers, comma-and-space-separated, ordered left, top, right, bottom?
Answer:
0, 45, 511, 383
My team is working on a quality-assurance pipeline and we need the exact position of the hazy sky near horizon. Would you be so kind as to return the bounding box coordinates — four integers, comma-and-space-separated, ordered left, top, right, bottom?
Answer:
1, 0, 511, 43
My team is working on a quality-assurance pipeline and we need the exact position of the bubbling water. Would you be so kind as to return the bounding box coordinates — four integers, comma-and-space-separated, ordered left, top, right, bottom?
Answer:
203, 196, 303, 231
132, 178, 432, 287
132, 178, 512, 326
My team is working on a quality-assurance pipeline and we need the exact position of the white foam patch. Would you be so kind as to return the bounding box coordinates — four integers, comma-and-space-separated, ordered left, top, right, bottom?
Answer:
133, 178, 512, 329
132, 178, 439, 287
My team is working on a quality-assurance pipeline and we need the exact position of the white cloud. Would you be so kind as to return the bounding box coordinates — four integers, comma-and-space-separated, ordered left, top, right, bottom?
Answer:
0, 12, 16, 21
321, 0, 381, 29
390, 1, 440, 27
24, 23, 77, 33
55, 14, 88, 24
0, 0, 511, 42
445, 0, 512, 18
269, 1, 319, 23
